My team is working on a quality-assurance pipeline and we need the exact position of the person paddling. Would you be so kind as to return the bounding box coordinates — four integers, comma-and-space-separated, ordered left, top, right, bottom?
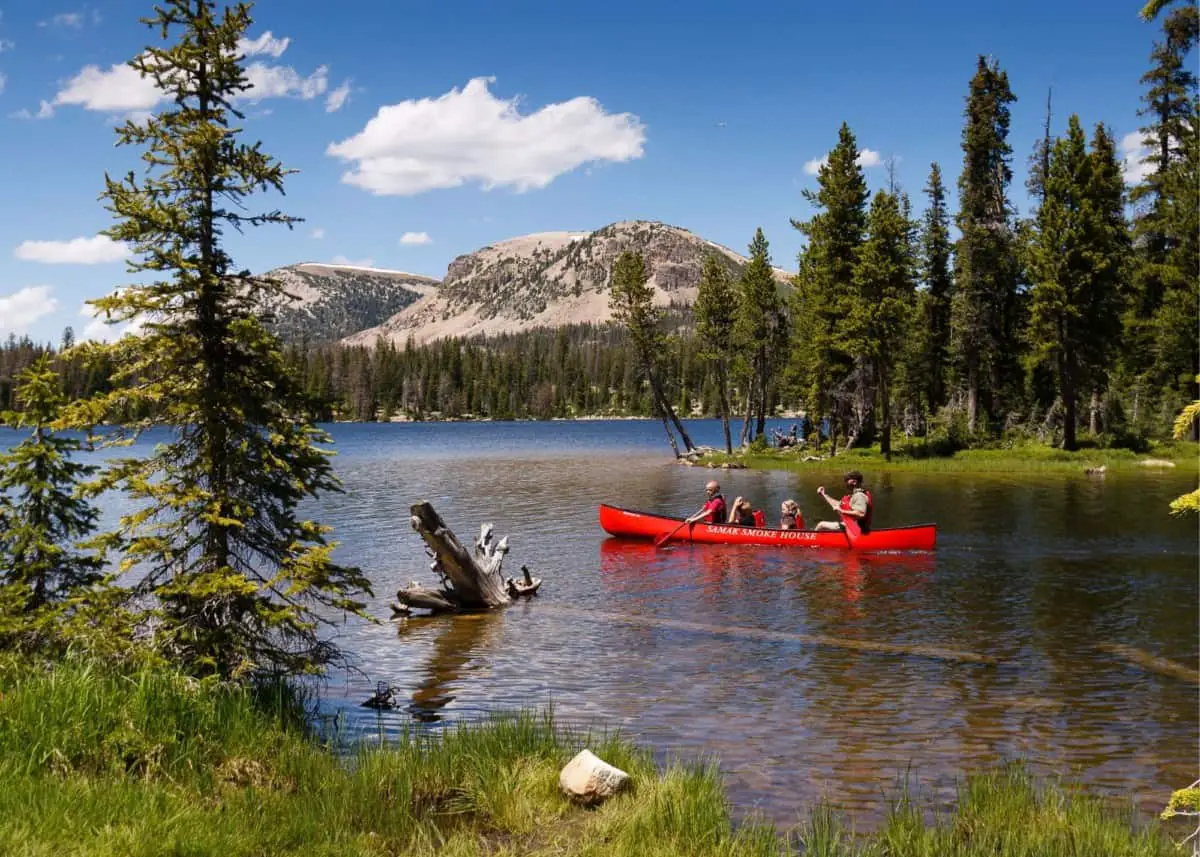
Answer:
814, 470, 872, 533
685, 480, 727, 525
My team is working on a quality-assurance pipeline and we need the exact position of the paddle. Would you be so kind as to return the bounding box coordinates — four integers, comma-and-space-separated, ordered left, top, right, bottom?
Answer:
839, 510, 862, 548
654, 519, 692, 549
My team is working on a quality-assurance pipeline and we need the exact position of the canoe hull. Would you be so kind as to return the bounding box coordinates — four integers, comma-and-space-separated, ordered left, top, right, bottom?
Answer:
598, 504, 936, 552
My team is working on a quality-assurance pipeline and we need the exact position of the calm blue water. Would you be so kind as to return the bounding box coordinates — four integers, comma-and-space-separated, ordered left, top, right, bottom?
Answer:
4, 418, 1197, 829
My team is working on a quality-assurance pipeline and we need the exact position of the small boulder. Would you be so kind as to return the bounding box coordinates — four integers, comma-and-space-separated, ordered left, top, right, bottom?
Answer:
559, 749, 630, 805
1139, 458, 1177, 468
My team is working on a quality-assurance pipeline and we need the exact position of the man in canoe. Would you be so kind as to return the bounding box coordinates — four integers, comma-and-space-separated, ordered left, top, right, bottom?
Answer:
685, 480, 727, 525
814, 470, 872, 534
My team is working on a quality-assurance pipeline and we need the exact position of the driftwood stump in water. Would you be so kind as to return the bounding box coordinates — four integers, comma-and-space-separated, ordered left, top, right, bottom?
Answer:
394, 501, 542, 615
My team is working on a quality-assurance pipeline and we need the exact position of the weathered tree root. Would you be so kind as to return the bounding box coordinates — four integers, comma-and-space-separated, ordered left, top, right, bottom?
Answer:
393, 501, 543, 615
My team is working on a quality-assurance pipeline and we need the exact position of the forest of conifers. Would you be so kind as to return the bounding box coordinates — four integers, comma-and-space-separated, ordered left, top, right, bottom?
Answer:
2, 9, 1195, 452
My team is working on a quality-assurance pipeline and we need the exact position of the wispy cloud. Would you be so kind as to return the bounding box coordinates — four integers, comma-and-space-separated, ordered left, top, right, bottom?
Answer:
14, 234, 128, 264
310, 227, 326, 240
0, 286, 59, 333
325, 79, 351, 113
802, 148, 884, 176
399, 231, 432, 246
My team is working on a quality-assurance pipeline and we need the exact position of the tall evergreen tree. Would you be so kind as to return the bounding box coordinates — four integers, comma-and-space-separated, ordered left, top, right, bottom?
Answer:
1123, 1, 1199, 430
848, 190, 918, 457
734, 228, 786, 443
0, 355, 103, 615
694, 255, 738, 454
789, 123, 869, 446
64, 0, 371, 678
608, 250, 695, 454
949, 55, 1020, 434
1025, 116, 1128, 450
917, 162, 954, 413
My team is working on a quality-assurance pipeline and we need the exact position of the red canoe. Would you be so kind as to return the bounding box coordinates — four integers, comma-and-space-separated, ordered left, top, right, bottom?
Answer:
598, 503, 936, 552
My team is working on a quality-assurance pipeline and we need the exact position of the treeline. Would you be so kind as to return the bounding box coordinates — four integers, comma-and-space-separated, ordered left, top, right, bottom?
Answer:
1, 4, 1194, 458
259, 6, 1200, 451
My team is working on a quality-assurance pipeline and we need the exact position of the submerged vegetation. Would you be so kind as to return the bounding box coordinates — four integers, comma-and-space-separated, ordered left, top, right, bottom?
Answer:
0, 658, 1185, 857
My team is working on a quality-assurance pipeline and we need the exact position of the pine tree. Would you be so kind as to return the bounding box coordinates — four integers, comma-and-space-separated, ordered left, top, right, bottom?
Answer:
918, 162, 954, 413
0, 355, 103, 614
1024, 116, 1128, 450
64, 0, 371, 678
608, 250, 695, 454
848, 190, 918, 457
1123, 1, 1199, 431
790, 123, 869, 446
734, 228, 786, 443
949, 55, 1020, 434
694, 255, 738, 453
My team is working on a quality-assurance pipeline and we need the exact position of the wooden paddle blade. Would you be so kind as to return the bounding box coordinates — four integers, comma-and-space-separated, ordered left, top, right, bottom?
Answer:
654, 520, 688, 548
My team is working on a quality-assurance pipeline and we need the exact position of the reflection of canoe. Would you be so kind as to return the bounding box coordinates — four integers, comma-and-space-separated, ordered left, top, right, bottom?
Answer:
598, 504, 936, 552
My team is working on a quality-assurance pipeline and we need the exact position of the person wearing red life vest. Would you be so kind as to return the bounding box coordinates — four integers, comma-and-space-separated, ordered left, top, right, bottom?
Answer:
685, 479, 727, 525
814, 470, 873, 533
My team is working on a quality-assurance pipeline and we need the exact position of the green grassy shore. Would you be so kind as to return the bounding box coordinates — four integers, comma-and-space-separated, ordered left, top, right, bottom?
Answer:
0, 658, 1184, 856
694, 438, 1200, 475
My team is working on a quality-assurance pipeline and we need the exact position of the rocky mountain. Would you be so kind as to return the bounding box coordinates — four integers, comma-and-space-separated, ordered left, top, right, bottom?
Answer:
261, 263, 439, 343
343, 221, 794, 349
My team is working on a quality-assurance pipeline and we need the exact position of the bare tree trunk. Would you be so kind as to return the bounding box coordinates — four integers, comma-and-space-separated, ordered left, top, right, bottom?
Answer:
739, 384, 754, 446
648, 370, 694, 452
1089, 389, 1100, 437
717, 364, 733, 455
879, 366, 892, 459
754, 348, 768, 438
966, 359, 979, 435
396, 502, 541, 614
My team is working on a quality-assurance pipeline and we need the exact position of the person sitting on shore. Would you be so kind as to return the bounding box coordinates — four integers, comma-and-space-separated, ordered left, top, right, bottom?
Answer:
685, 480, 727, 525
780, 499, 804, 530
814, 470, 873, 533
729, 497, 758, 527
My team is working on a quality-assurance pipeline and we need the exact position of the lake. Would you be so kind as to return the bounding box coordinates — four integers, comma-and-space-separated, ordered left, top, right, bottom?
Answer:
35, 419, 1200, 829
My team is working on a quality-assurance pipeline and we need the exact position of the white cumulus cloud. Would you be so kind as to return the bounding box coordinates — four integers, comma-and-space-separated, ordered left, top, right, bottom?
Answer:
15, 235, 129, 265
53, 35, 329, 114
326, 76, 646, 196
1120, 130, 1153, 185
803, 148, 884, 176
0, 286, 59, 334
237, 31, 290, 58
325, 79, 351, 113
78, 299, 145, 343
243, 62, 327, 102
12, 100, 56, 120
54, 61, 160, 111
399, 231, 432, 246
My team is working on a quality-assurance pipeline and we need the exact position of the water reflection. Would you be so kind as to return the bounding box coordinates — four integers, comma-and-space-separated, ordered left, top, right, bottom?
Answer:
64, 420, 1198, 829
398, 612, 503, 722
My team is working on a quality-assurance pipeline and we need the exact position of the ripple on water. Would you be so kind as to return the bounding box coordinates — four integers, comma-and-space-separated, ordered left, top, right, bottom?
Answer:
72, 421, 1198, 830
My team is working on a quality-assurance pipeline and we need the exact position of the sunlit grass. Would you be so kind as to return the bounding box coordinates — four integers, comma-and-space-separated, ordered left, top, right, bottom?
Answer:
701, 439, 1199, 474
0, 658, 1183, 856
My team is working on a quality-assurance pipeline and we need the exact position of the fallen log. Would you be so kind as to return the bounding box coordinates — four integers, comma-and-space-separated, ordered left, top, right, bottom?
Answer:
394, 501, 543, 615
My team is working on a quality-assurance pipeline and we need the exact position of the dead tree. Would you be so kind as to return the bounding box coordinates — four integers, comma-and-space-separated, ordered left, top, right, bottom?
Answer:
394, 501, 541, 615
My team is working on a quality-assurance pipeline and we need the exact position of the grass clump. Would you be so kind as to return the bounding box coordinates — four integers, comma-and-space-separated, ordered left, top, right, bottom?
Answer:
0, 658, 780, 856
0, 658, 1184, 856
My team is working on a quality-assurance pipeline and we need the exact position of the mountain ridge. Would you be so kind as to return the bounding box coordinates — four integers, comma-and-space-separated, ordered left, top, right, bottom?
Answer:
342, 220, 795, 349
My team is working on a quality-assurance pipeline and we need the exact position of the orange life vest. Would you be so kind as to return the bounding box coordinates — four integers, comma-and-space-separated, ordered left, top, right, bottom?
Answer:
838, 489, 873, 533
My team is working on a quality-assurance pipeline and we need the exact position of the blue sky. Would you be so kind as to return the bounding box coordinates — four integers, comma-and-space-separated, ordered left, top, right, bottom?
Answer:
0, 0, 1169, 344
